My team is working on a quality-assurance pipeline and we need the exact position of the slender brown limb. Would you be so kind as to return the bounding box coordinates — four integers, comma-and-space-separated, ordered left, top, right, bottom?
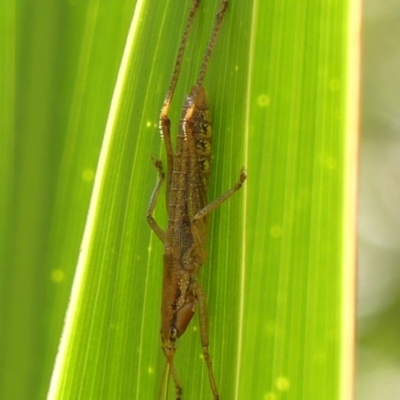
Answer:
193, 168, 247, 222
147, 156, 166, 242
170, 362, 182, 400
192, 281, 219, 400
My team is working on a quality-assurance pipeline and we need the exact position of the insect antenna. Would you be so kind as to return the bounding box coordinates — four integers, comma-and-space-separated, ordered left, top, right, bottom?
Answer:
158, 360, 170, 400
162, 0, 200, 117
194, 0, 228, 94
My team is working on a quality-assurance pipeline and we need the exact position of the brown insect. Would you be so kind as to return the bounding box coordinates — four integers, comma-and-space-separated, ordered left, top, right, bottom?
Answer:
147, 1, 246, 399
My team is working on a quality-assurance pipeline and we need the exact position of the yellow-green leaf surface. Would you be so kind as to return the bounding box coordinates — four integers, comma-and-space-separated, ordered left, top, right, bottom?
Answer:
0, 0, 136, 399
1, 0, 359, 399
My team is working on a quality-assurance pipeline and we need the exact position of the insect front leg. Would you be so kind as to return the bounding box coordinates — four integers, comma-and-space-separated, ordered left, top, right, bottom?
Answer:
147, 156, 166, 242
159, 113, 174, 190
193, 168, 247, 222
192, 281, 219, 400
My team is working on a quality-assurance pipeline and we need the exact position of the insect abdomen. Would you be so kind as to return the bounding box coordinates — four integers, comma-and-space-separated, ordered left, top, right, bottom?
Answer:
189, 85, 213, 188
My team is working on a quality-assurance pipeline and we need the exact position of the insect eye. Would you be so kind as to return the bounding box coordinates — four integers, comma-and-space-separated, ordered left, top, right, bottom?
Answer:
169, 327, 178, 339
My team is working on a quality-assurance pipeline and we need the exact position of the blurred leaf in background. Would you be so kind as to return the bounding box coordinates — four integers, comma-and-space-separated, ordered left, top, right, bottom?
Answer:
358, 0, 400, 399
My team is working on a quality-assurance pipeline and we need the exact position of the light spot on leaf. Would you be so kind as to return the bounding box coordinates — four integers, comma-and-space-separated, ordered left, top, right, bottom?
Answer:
275, 376, 290, 391
51, 269, 65, 283
257, 94, 270, 107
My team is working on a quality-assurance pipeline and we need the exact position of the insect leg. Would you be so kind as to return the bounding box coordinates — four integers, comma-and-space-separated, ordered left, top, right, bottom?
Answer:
193, 168, 247, 222
159, 114, 174, 197
170, 362, 182, 400
147, 156, 166, 242
192, 281, 219, 400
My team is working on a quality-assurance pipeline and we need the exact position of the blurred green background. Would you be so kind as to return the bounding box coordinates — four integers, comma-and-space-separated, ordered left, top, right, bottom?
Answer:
0, 0, 396, 399
357, 0, 400, 398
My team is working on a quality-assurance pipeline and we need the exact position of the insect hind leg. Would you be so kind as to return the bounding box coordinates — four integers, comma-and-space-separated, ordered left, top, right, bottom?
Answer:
192, 281, 219, 399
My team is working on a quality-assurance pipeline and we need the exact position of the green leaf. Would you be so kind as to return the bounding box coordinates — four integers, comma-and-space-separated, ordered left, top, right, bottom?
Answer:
0, 1, 136, 398
1, 0, 359, 399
